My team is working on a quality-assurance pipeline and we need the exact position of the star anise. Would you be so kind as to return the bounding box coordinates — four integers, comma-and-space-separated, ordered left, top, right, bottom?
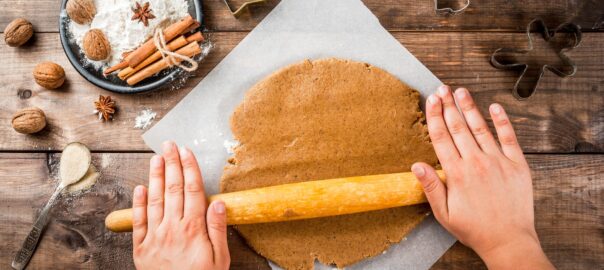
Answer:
94, 95, 116, 121
131, 2, 156, 27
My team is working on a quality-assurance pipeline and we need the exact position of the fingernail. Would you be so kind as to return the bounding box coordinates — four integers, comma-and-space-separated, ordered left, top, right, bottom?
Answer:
491, 104, 502, 115
214, 201, 226, 214
135, 186, 144, 198
438, 85, 449, 95
151, 155, 162, 168
179, 146, 188, 157
455, 88, 468, 99
162, 141, 175, 152
411, 164, 425, 177
428, 94, 438, 104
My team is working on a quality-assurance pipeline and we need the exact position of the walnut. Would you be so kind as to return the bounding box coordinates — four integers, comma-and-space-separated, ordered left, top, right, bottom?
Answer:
12, 107, 47, 134
4, 18, 34, 47
66, 0, 96, 25
33, 62, 66, 89
83, 29, 111, 61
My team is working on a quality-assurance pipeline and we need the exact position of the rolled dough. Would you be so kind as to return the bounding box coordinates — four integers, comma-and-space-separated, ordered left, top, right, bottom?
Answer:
220, 58, 439, 270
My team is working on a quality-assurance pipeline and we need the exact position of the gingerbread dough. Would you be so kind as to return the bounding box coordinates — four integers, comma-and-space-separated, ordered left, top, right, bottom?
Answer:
221, 58, 439, 270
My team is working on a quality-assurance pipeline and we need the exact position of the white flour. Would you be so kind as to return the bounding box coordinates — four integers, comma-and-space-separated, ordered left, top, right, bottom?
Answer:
134, 109, 157, 129
68, 0, 189, 69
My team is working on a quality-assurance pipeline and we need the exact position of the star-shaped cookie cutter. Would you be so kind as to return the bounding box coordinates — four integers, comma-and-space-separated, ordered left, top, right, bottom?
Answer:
490, 18, 582, 100
434, 0, 470, 15
223, 0, 267, 18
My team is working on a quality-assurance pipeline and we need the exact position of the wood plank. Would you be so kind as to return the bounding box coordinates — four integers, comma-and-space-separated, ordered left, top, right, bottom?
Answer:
1, 32, 602, 152
0, 153, 601, 269
0, 152, 270, 270
1, 0, 603, 33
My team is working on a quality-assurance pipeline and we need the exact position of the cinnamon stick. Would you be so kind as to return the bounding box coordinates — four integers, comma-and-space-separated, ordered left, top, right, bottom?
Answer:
127, 41, 202, 86
118, 32, 204, 80
125, 15, 195, 68
103, 61, 129, 75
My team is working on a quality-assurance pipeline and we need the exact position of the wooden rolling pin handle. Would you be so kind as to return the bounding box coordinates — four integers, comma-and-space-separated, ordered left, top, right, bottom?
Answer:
105, 208, 133, 232
105, 170, 445, 232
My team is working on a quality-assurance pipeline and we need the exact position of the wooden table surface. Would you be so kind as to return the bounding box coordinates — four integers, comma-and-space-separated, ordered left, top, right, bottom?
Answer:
1, 0, 602, 269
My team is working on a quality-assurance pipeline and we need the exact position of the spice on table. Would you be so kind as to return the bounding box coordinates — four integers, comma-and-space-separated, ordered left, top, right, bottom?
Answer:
93, 95, 116, 121
33, 62, 65, 89
131, 2, 156, 27
11, 107, 46, 134
4, 18, 34, 47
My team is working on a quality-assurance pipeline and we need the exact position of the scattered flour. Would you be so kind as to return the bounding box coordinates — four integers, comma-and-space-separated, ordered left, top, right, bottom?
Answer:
223, 140, 240, 154
68, 0, 190, 69
134, 109, 157, 129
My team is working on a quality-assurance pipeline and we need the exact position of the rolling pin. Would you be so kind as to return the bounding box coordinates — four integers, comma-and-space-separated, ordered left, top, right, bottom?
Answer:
105, 170, 445, 232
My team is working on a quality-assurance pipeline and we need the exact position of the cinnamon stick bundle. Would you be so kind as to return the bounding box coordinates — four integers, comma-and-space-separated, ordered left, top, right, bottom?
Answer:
127, 41, 202, 85
124, 15, 195, 68
118, 32, 204, 80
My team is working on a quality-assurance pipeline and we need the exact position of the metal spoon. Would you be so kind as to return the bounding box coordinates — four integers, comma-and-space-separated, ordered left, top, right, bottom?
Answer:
12, 142, 91, 270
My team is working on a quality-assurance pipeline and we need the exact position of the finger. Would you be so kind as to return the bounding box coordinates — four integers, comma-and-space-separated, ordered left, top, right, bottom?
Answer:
180, 146, 208, 219
490, 104, 525, 163
411, 163, 448, 223
426, 93, 461, 166
147, 155, 165, 230
207, 201, 230, 267
132, 185, 148, 247
453, 88, 500, 154
162, 141, 184, 220
436, 85, 480, 158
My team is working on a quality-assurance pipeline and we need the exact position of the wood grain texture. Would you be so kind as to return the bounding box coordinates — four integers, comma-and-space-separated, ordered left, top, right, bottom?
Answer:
0, 153, 270, 270
0, 32, 602, 152
1, 0, 603, 32
0, 153, 601, 269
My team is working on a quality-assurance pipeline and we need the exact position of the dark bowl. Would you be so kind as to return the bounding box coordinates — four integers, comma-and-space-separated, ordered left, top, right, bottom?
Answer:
59, 0, 202, 94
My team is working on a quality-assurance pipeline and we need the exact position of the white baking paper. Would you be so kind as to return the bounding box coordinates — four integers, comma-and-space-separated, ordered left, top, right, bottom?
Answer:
144, 0, 456, 269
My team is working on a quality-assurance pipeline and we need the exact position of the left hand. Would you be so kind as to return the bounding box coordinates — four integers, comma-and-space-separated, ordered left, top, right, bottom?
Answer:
131, 141, 230, 270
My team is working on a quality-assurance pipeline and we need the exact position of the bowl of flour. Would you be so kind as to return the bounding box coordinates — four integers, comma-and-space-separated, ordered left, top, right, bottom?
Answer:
59, 0, 203, 93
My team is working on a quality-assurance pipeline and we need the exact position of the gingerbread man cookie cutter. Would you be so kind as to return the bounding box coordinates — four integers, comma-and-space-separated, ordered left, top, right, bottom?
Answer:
223, 0, 267, 18
434, 0, 470, 15
490, 18, 582, 100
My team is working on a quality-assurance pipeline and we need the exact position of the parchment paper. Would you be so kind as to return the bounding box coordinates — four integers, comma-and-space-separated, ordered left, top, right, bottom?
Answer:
144, 0, 457, 269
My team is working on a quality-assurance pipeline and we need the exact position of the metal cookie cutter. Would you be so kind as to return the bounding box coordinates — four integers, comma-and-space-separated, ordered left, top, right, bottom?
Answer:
223, 0, 267, 18
434, 0, 470, 15
490, 18, 582, 100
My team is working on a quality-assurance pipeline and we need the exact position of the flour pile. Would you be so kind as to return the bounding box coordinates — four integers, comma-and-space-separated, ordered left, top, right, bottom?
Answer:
68, 0, 190, 69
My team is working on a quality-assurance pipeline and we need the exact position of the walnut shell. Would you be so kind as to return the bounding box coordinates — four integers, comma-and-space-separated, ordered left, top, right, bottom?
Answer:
33, 61, 66, 89
83, 29, 111, 61
66, 0, 96, 24
4, 18, 34, 47
12, 107, 47, 134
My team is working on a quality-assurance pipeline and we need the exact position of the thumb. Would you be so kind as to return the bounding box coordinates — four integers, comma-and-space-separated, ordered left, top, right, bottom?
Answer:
206, 200, 230, 268
411, 163, 449, 223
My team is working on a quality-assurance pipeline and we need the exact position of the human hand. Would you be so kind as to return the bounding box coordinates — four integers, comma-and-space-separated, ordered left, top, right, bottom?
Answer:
412, 85, 554, 269
131, 141, 230, 270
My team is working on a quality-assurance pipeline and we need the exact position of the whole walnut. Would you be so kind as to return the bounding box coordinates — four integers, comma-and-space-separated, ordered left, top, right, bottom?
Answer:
4, 18, 34, 47
83, 29, 111, 61
33, 62, 66, 89
66, 0, 96, 24
12, 107, 47, 134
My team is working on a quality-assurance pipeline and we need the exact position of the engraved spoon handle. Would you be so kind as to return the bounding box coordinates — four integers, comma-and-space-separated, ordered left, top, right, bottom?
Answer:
11, 186, 64, 270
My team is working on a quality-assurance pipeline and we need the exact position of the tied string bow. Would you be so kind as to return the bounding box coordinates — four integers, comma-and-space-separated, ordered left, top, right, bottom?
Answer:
153, 28, 198, 72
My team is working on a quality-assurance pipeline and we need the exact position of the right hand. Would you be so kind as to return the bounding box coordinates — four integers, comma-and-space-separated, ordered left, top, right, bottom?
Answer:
412, 85, 554, 269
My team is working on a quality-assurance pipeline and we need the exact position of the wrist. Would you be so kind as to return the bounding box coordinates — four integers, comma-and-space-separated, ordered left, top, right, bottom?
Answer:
475, 232, 554, 269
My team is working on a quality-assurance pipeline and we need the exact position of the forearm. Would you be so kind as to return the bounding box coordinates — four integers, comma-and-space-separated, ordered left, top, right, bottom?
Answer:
477, 235, 555, 270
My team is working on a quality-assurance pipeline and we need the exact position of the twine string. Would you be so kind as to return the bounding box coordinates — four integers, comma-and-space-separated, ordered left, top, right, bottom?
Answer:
153, 28, 198, 72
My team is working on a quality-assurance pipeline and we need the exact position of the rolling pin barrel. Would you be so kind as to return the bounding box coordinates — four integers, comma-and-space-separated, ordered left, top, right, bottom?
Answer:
105, 170, 445, 232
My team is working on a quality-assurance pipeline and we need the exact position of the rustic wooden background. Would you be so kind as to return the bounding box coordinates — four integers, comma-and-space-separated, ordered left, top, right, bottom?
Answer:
1, 0, 602, 269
